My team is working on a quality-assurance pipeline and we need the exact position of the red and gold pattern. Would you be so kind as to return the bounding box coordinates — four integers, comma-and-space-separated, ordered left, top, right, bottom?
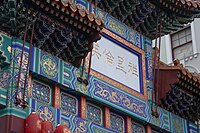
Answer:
53, 86, 61, 109
126, 116, 132, 133
104, 106, 110, 128
27, 74, 32, 98
80, 96, 87, 119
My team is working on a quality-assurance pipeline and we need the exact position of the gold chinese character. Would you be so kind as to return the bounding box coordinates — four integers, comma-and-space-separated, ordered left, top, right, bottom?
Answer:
128, 62, 138, 77
92, 43, 101, 59
116, 56, 126, 74
103, 50, 114, 65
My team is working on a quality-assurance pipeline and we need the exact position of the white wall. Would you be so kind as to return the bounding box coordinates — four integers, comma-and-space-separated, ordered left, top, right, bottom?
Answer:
152, 35, 173, 64
193, 18, 200, 53
153, 18, 200, 73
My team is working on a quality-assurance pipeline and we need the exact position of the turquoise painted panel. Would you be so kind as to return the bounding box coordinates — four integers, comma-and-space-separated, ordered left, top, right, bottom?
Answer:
10, 43, 29, 106
171, 113, 187, 133
40, 51, 59, 82
106, 15, 127, 39
0, 33, 12, 90
61, 92, 78, 116
149, 107, 162, 129
31, 81, 51, 104
0, 107, 28, 118
86, 103, 102, 125
72, 67, 91, 95
61, 61, 75, 88
0, 33, 11, 67
30, 47, 75, 88
90, 124, 117, 133
0, 67, 11, 89
0, 87, 7, 106
147, 104, 171, 132
161, 109, 171, 131
132, 121, 145, 133
95, 8, 107, 24
110, 112, 125, 133
61, 113, 117, 133
0, 39, 30, 118
188, 122, 200, 133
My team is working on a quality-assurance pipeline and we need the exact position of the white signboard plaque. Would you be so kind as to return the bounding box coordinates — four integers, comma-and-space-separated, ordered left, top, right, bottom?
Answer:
91, 36, 142, 93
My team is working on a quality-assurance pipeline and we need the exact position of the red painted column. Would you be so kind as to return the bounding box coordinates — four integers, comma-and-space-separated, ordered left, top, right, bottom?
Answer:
126, 116, 132, 133
53, 85, 61, 109
27, 74, 32, 98
80, 96, 87, 119
146, 125, 152, 133
104, 106, 110, 128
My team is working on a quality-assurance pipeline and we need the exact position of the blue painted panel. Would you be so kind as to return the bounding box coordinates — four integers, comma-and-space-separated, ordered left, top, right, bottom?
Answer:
40, 51, 59, 82
92, 78, 147, 120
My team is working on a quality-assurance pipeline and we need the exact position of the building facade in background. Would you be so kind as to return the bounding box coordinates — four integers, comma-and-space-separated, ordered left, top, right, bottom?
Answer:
158, 18, 200, 73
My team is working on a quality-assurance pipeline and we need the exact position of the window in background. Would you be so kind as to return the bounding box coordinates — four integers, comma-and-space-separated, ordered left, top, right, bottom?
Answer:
171, 27, 193, 60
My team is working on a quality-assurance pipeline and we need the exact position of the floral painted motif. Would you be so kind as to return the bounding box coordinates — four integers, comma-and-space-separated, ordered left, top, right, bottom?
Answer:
0, 33, 11, 66
73, 117, 88, 133
107, 16, 126, 38
91, 124, 116, 133
93, 80, 146, 118
0, 70, 11, 88
172, 115, 184, 133
110, 112, 124, 133
32, 81, 50, 104
134, 32, 141, 47
61, 92, 77, 115
86, 103, 102, 125
41, 54, 57, 78
75, 69, 88, 94
61, 117, 71, 128
16, 52, 28, 70
38, 105, 54, 122
132, 122, 144, 133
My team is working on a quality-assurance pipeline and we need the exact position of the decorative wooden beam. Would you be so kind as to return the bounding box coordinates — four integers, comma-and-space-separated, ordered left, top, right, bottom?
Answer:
27, 74, 32, 98
52, 85, 61, 109
80, 96, 87, 119
146, 125, 152, 133
104, 106, 110, 128
126, 116, 132, 133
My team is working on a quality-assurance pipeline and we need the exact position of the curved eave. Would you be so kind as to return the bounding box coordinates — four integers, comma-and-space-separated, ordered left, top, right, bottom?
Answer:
30, 0, 104, 39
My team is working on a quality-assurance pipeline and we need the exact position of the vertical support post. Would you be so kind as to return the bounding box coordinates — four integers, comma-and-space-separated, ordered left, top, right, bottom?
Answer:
104, 106, 110, 128
126, 116, 132, 133
53, 85, 60, 109
27, 74, 32, 98
191, 22, 197, 54
152, 9, 160, 114
165, 35, 173, 64
146, 125, 152, 133
80, 96, 87, 119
